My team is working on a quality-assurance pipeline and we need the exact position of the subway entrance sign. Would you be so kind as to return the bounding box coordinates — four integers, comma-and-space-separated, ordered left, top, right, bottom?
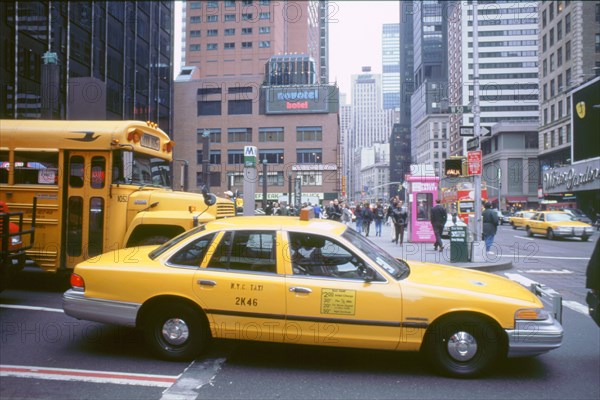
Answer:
244, 146, 257, 168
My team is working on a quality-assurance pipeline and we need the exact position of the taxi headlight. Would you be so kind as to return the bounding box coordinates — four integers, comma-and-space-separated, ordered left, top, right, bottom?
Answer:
515, 308, 550, 321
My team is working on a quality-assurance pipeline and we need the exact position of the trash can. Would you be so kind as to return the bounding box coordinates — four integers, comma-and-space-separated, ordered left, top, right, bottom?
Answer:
449, 225, 469, 262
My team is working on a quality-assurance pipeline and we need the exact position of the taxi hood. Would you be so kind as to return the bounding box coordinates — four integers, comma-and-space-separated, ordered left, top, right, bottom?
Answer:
404, 260, 539, 304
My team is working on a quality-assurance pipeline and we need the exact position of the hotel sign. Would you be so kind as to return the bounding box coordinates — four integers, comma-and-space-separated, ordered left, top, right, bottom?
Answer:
264, 85, 337, 114
542, 159, 600, 194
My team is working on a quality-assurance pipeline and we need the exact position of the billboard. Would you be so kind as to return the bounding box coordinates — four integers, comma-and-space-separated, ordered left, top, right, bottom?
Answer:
571, 77, 600, 163
263, 85, 338, 114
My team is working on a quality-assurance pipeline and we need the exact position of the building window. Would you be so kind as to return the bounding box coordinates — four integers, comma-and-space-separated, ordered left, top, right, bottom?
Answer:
550, 79, 555, 97
558, 126, 563, 146
228, 128, 252, 142
550, 53, 555, 72
596, 34, 600, 52
224, 28, 235, 36
190, 30, 201, 38
549, 28, 554, 47
296, 149, 322, 164
296, 126, 323, 141
207, 29, 218, 36
543, 59, 547, 77
206, 15, 218, 22
565, 13, 571, 33
224, 42, 235, 49
242, 27, 252, 35
259, 12, 270, 20
259, 26, 270, 34
543, 83, 548, 102
190, 16, 201, 24
259, 127, 284, 142
557, 47, 562, 67
298, 171, 322, 186
549, 3, 554, 21
260, 150, 284, 164
227, 150, 244, 165
543, 108, 548, 125
197, 129, 221, 144
566, 68, 572, 87
190, 44, 200, 51
242, 13, 253, 20
259, 41, 270, 48
557, 73, 563, 93
542, 34, 547, 53
206, 1, 218, 7
565, 41, 571, 61
197, 101, 221, 116
242, 42, 253, 49
542, 9, 547, 28
207, 43, 218, 50
224, 14, 236, 22
557, 19, 562, 40
566, 123, 571, 143
550, 104, 555, 122
190, 2, 201, 9
228, 100, 252, 115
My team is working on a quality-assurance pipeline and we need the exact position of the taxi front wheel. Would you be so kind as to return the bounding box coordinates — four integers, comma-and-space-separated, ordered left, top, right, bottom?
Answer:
143, 303, 208, 361
424, 315, 500, 378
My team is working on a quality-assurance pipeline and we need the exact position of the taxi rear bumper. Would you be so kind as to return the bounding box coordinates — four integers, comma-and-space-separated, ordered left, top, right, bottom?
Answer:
63, 289, 140, 327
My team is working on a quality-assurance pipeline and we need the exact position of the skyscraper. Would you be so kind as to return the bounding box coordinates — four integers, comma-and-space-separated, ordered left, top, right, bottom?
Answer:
382, 23, 400, 110
1, 1, 173, 131
173, 1, 339, 205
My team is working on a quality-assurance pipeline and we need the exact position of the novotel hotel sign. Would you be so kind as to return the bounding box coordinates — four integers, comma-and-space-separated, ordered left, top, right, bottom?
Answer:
264, 85, 338, 114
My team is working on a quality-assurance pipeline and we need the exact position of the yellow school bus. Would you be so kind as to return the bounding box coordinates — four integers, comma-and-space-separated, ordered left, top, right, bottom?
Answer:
0, 120, 235, 273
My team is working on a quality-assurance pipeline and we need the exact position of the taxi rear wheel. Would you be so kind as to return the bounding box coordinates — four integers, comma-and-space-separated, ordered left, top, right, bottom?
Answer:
547, 229, 555, 240
424, 315, 500, 378
143, 303, 208, 361
526, 226, 533, 237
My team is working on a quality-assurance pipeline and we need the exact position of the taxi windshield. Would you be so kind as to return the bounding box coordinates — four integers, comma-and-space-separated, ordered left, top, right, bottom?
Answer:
342, 228, 410, 280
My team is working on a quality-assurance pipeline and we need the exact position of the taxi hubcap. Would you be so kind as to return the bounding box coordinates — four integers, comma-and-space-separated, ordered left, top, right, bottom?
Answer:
447, 331, 478, 361
161, 318, 190, 346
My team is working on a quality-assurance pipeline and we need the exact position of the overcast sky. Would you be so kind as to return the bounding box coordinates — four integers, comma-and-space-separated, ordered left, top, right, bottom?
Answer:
328, 1, 400, 100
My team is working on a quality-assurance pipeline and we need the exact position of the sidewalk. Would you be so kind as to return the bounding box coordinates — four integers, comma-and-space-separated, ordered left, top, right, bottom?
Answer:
358, 222, 512, 272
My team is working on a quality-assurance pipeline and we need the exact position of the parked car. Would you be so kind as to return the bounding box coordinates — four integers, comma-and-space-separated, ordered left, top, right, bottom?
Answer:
63, 214, 563, 378
509, 211, 536, 230
525, 211, 594, 241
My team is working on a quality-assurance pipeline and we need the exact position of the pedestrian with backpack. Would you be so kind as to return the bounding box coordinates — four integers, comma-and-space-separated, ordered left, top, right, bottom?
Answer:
374, 203, 385, 237
362, 202, 374, 237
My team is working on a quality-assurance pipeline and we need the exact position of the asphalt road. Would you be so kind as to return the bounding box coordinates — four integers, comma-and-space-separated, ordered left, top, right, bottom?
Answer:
1, 225, 598, 400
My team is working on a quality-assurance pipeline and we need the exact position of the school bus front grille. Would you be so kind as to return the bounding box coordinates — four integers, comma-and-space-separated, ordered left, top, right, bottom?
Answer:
216, 203, 236, 218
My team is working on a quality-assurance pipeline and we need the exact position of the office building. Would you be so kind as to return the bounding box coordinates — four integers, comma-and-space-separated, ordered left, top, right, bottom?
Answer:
382, 23, 400, 110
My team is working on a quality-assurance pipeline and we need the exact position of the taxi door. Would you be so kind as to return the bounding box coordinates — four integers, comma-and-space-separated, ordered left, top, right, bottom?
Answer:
529, 212, 544, 234
193, 230, 288, 343
63, 152, 109, 268
283, 233, 402, 350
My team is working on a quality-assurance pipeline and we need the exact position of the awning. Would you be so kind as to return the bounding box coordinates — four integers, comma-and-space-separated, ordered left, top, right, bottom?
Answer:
505, 196, 528, 202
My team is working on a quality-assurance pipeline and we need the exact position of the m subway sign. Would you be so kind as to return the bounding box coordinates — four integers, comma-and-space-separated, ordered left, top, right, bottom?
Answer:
264, 85, 338, 114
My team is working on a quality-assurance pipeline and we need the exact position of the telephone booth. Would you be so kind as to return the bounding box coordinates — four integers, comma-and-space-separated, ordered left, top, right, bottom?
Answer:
406, 175, 440, 243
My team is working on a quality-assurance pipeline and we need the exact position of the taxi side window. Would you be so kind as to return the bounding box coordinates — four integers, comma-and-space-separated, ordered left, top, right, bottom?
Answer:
209, 231, 277, 273
168, 233, 216, 267
289, 232, 378, 280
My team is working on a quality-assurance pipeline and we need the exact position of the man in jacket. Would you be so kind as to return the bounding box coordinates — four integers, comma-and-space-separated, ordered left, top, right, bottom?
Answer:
430, 199, 447, 252
482, 202, 499, 254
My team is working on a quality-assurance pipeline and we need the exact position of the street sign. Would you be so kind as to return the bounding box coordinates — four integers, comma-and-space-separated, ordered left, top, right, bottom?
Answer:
480, 126, 491, 136
459, 126, 474, 137
449, 105, 472, 114
467, 137, 479, 151
244, 146, 257, 168
467, 151, 482, 176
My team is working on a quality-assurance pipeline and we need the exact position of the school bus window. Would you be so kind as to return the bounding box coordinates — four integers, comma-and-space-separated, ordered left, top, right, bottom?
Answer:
91, 156, 106, 189
0, 151, 8, 184
67, 196, 83, 257
88, 197, 104, 257
14, 151, 59, 185
69, 156, 84, 188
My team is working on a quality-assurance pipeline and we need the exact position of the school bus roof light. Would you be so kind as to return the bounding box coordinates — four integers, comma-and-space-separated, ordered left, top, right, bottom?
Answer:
127, 130, 141, 143
163, 141, 174, 153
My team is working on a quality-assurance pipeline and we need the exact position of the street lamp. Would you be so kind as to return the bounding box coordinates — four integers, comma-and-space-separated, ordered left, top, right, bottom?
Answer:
262, 158, 268, 210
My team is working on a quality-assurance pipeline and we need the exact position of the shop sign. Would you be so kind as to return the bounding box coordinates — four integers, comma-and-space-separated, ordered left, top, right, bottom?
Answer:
542, 160, 600, 193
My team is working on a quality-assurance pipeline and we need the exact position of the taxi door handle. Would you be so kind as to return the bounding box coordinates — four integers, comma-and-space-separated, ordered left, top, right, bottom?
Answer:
289, 286, 312, 294
197, 279, 216, 287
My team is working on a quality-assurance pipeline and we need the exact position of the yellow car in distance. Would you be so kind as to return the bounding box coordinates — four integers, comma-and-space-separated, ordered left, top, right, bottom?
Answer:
525, 211, 594, 241
509, 211, 536, 229
63, 215, 563, 378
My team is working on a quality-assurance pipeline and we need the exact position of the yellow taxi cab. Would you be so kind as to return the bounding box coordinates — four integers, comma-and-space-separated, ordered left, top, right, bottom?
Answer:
509, 210, 536, 229
63, 212, 563, 378
525, 211, 594, 241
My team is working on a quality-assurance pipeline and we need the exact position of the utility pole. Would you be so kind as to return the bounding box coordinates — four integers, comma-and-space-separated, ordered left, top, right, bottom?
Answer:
472, 0, 485, 261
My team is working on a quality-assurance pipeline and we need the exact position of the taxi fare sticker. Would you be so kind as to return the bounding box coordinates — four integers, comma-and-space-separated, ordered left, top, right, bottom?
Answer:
320, 288, 356, 315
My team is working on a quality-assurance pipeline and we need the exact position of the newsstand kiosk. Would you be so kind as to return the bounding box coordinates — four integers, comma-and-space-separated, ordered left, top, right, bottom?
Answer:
405, 174, 439, 243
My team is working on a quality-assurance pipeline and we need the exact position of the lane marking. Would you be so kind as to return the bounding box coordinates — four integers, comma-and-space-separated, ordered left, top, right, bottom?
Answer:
0, 365, 179, 387
0, 304, 64, 313
517, 269, 574, 274
161, 358, 226, 400
498, 255, 590, 260
563, 301, 590, 315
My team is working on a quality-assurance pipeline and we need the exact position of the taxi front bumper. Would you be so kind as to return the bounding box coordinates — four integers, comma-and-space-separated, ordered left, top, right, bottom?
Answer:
505, 314, 563, 357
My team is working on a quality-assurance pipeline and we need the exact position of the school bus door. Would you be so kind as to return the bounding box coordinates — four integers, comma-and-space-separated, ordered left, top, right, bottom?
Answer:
63, 152, 109, 268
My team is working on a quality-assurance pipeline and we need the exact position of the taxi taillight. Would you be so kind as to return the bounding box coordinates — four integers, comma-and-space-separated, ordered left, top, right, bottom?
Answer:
70, 274, 85, 289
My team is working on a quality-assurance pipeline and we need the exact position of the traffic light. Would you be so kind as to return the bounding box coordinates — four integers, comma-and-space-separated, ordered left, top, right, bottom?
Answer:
444, 157, 466, 177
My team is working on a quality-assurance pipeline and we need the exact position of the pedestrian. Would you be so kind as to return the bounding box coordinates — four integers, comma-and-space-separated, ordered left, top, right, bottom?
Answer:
430, 199, 447, 252
391, 201, 408, 245
327, 199, 342, 222
482, 201, 499, 254
362, 203, 374, 237
386, 199, 397, 242
313, 202, 322, 219
341, 203, 353, 227
585, 239, 600, 327
354, 203, 363, 233
373, 203, 385, 237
